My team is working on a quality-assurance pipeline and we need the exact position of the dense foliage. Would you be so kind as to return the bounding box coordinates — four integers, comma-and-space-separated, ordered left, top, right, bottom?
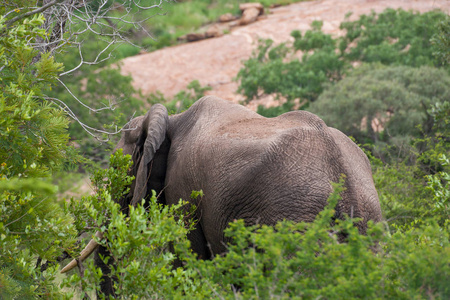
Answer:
0, 13, 78, 298
61, 151, 202, 299
431, 15, 450, 65
237, 21, 346, 109
339, 9, 447, 67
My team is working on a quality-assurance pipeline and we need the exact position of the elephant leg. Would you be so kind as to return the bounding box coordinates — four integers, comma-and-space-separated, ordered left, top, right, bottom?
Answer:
95, 245, 116, 298
187, 224, 212, 260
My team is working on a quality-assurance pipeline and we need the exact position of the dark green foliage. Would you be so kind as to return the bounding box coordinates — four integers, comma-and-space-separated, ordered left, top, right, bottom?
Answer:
308, 64, 450, 160
0, 14, 79, 298
340, 8, 448, 67
237, 29, 346, 106
425, 154, 449, 226
372, 161, 434, 229
293, 20, 336, 52
369, 100, 449, 230
431, 15, 450, 65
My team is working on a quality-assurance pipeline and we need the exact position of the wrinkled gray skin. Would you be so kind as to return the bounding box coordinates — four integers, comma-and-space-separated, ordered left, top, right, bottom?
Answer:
96, 96, 382, 296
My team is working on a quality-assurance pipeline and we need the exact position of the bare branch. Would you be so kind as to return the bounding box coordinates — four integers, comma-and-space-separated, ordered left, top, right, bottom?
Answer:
43, 96, 136, 142
56, 77, 116, 113
4, 0, 169, 139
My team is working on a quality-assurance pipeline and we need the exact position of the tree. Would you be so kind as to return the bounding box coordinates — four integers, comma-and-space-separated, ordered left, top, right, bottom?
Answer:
236, 21, 347, 108
2, 0, 168, 141
431, 15, 450, 65
0, 1, 169, 297
0, 13, 78, 298
308, 64, 450, 161
340, 8, 448, 67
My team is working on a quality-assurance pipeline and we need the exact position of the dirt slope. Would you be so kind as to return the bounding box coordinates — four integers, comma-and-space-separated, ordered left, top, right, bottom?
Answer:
120, 0, 450, 109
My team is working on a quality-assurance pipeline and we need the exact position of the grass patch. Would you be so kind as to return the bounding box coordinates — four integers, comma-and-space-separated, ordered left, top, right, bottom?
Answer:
141, 0, 311, 51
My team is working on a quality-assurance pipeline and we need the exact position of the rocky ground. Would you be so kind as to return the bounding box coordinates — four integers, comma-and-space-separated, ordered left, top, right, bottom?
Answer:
120, 0, 450, 110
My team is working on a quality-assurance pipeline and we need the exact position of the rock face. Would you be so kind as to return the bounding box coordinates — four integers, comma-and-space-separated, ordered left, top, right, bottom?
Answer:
120, 0, 450, 110
219, 13, 237, 23
239, 7, 262, 25
239, 3, 265, 25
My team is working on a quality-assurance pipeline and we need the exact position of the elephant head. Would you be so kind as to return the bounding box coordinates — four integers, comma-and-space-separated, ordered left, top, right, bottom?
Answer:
117, 103, 170, 208
60, 104, 171, 273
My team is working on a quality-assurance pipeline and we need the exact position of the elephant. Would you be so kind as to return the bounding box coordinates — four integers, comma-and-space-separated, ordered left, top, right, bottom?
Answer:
61, 96, 382, 296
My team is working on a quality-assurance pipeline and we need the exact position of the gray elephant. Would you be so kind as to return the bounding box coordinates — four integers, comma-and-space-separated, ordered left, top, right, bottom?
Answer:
62, 96, 382, 296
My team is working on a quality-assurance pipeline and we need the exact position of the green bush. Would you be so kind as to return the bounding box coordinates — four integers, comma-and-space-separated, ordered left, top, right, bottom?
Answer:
340, 8, 449, 67
308, 64, 450, 160
237, 24, 346, 106
425, 154, 450, 225
372, 160, 433, 230
431, 15, 450, 65
62, 150, 205, 299
0, 13, 79, 298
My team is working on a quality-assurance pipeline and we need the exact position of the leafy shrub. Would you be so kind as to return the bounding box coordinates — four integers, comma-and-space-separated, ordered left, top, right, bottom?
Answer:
237, 23, 346, 106
62, 150, 205, 299
371, 160, 433, 230
431, 15, 450, 65
368, 101, 449, 231
340, 8, 449, 67
425, 154, 450, 226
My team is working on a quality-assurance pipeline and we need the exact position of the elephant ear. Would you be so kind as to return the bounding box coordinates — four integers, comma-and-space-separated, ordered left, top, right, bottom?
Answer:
129, 104, 169, 206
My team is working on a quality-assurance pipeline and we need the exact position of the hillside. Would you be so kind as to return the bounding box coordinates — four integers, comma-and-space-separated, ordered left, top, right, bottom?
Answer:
120, 0, 450, 109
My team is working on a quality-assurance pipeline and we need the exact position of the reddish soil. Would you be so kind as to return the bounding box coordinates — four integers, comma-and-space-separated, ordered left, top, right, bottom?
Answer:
120, 0, 450, 110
